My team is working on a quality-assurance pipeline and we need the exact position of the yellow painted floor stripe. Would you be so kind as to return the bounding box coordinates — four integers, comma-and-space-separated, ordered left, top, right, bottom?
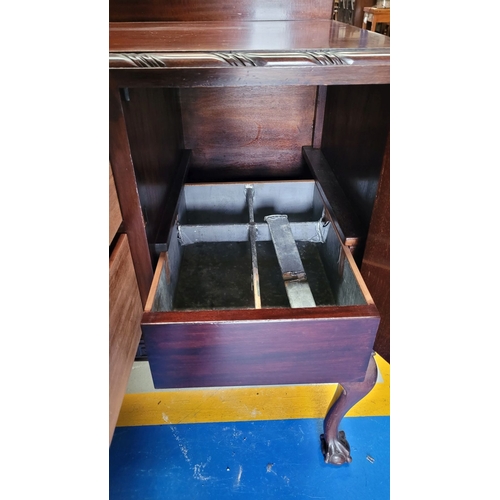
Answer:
116, 353, 389, 427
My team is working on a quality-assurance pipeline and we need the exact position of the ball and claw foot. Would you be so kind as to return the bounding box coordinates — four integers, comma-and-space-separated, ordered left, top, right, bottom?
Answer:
320, 353, 378, 466
320, 430, 352, 465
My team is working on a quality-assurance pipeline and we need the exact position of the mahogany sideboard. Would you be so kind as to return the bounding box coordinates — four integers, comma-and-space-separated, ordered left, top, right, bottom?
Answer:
109, 1, 390, 465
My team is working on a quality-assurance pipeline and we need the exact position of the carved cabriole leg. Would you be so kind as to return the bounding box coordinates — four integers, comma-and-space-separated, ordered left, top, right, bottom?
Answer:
321, 353, 378, 465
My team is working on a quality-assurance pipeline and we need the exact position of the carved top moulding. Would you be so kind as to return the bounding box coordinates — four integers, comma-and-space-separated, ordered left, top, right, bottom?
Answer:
109, 50, 389, 69
109, 21, 389, 85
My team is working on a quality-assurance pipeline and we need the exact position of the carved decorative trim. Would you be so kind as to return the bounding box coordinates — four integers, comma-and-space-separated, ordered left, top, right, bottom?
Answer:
109, 50, 354, 69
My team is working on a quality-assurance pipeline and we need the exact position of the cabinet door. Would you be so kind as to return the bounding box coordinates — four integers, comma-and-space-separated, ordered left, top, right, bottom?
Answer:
361, 139, 390, 362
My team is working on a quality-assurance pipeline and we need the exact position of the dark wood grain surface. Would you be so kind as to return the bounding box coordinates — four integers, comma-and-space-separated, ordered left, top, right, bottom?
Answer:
110, 65, 389, 89
110, 0, 335, 22
109, 21, 390, 53
321, 84, 390, 242
154, 149, 191, 245
109, 84, 153, 304
312, 86, 327, 149
121, 88, 184, 248
142, 308, 379, 388
361, 137, 390, 362
143, 304, 378, 324
181, 86, 316, 181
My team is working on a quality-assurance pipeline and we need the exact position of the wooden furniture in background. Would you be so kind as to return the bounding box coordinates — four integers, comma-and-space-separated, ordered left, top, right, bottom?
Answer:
109, 0, 390, 464
336, 0, 375, 27
362, 6, 390, 32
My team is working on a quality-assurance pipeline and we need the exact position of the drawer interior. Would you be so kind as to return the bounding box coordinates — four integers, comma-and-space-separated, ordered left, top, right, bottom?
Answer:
146, 180, 368, 313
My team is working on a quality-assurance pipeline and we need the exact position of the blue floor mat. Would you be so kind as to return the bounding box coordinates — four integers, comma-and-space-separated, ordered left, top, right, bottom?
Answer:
110, 416, 389, 499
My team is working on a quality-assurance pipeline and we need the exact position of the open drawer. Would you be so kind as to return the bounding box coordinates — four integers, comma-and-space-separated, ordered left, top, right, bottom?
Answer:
142, 179, 379, 389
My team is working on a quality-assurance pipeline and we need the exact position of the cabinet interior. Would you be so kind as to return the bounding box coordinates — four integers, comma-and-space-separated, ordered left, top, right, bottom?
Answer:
121, 83, 390, 268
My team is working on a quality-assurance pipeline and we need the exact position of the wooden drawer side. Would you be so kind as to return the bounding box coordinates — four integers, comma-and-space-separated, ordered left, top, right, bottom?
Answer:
109, 234, 143, 444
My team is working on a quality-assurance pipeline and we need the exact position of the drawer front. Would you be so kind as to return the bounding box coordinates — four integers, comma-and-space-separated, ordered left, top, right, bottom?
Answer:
109, 233, 142, 443
142, 312, 379, 388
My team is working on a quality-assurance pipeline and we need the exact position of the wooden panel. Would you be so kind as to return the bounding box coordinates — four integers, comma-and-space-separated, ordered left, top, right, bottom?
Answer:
110, 0, 335, 22
154, 150, 192, 245
109, 21, 391, 53
312, 86, 327, 148
121, 88, 184, 245
109, 234, 143, 444
109, 163, 122, 246
109, 84, 153, 303
112, 65, 390, 90
361, 137, 390, 362
181, 86, 316, 181
142, 312, 379, 388
321, 84, 390, 244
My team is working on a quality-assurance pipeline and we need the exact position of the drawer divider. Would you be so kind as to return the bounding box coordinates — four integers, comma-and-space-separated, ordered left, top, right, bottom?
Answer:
264, 214, 316, 309
246, 185, 262, 309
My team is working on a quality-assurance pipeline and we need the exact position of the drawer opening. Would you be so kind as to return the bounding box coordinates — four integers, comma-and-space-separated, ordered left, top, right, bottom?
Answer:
145, 180, 368, 313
